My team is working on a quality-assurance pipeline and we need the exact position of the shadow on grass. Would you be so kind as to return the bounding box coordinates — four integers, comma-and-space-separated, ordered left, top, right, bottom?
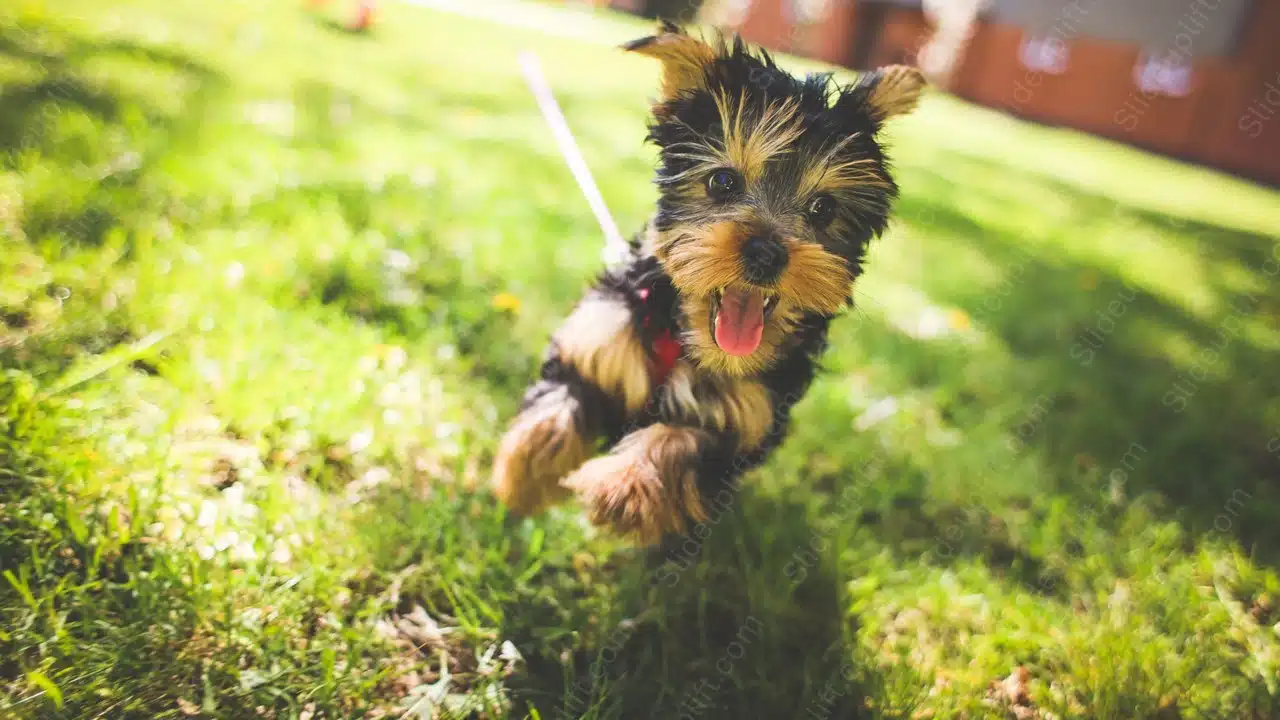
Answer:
317, 115, 1280, 714
887, 148, 1280, 565
508, 498, 876, 718
0, 19, 227, 379
0, 20, 226, 248
357, 480, 921, 719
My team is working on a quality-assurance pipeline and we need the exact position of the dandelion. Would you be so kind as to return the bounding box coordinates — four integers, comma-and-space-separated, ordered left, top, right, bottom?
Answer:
492, 292, 521, 313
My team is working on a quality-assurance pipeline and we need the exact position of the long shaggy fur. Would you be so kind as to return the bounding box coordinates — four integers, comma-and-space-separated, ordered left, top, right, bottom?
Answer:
491, 23, 924, 544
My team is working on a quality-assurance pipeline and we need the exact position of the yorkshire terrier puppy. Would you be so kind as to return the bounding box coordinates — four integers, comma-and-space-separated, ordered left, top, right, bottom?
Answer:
491, 23, 925, 544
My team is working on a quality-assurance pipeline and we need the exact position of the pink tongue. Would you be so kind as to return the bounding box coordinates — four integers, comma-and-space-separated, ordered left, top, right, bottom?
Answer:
714, 289, 765, 356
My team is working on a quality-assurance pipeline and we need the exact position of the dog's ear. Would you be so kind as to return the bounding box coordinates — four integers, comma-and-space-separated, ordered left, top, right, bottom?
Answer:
622, 21, 718, 103
835, 65, 926, 130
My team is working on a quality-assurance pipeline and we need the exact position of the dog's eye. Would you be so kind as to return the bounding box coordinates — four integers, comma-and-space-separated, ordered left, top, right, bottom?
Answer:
807, 194, 836, 228
706, 169, 742, 200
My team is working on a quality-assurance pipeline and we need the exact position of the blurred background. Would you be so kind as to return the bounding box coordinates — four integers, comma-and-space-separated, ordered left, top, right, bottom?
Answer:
692, 0, 1280, 185
1, 0, 1278, 718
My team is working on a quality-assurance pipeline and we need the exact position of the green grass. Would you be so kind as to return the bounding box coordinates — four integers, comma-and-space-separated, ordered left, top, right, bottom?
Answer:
2, 0, 1280, 717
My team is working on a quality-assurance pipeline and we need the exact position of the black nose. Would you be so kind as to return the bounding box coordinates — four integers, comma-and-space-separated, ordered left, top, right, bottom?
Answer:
740, 234, 789, 284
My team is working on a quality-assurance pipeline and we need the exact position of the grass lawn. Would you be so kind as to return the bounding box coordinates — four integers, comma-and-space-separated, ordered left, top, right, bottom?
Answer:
3, 0, 1280, 717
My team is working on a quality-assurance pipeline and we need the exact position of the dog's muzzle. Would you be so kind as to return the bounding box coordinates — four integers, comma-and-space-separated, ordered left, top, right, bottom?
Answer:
740, 233, 789, 285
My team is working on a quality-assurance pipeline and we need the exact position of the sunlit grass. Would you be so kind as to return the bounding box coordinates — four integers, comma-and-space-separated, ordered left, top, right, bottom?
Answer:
2, 1, 1279, 718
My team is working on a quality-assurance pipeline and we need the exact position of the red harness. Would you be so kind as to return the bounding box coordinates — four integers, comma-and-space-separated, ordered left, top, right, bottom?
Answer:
636, 287, 682, 386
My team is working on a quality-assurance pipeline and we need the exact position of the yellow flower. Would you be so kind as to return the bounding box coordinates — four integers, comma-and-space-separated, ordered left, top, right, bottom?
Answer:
492, 292, 521, 313
947, 309, 971, 331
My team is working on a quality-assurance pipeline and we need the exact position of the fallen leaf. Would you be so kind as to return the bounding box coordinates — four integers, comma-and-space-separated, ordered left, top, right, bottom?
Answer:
985, 665, 1044, 719
1001, 666, 1029, 704
499, 640, 523, 665
393, 605, 451, 651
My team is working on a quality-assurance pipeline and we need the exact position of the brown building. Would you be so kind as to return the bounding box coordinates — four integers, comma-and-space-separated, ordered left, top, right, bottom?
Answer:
610, 0, 1280, 185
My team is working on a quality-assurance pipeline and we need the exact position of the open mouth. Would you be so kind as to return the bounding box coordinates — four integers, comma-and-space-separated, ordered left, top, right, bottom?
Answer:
710, 287, 777, 357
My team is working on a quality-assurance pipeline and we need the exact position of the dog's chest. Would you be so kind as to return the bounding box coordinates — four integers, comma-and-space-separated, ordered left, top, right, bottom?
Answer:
649, 360, 774, 451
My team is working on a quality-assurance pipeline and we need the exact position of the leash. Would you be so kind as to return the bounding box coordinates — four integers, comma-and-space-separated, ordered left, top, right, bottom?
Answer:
518, 50, 682, 385
517, 51, 631, 268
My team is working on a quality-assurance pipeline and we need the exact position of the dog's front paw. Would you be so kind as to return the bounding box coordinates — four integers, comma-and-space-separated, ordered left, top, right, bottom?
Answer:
563, 452, 682, 545
562, 425, 707, 545
491, 386, 587, 516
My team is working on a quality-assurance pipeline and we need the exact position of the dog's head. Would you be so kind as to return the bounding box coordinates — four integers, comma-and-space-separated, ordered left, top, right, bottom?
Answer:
626, 23, 924, 376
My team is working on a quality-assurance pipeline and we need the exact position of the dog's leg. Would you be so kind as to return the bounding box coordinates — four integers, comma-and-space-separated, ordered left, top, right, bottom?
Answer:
561, 423, 717, 544
563, 364, 775, 544
491, 289, 652, 516
490, 380, 595, 516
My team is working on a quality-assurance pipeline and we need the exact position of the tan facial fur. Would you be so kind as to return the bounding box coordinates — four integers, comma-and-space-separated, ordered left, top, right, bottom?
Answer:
713, 91, 803, 184
658, 90, 803, 194
656, 221, 852, 377
794, 135, 893, 222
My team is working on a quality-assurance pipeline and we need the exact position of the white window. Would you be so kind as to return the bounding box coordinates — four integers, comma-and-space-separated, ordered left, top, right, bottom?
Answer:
1019, 34, 1069, 74
1134, 52, 1193, 97
704, 0, 753, 28
787, 0, 830, 26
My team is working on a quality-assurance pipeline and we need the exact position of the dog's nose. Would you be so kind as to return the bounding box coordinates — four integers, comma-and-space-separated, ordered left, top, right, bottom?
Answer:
740, 234, 789, 284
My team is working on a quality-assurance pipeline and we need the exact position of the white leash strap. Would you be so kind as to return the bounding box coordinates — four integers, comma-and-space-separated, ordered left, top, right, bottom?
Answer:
517, 51, 631, 267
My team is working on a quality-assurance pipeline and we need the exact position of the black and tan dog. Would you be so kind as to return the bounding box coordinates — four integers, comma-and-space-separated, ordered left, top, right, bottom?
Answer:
491, 23, 924, 544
